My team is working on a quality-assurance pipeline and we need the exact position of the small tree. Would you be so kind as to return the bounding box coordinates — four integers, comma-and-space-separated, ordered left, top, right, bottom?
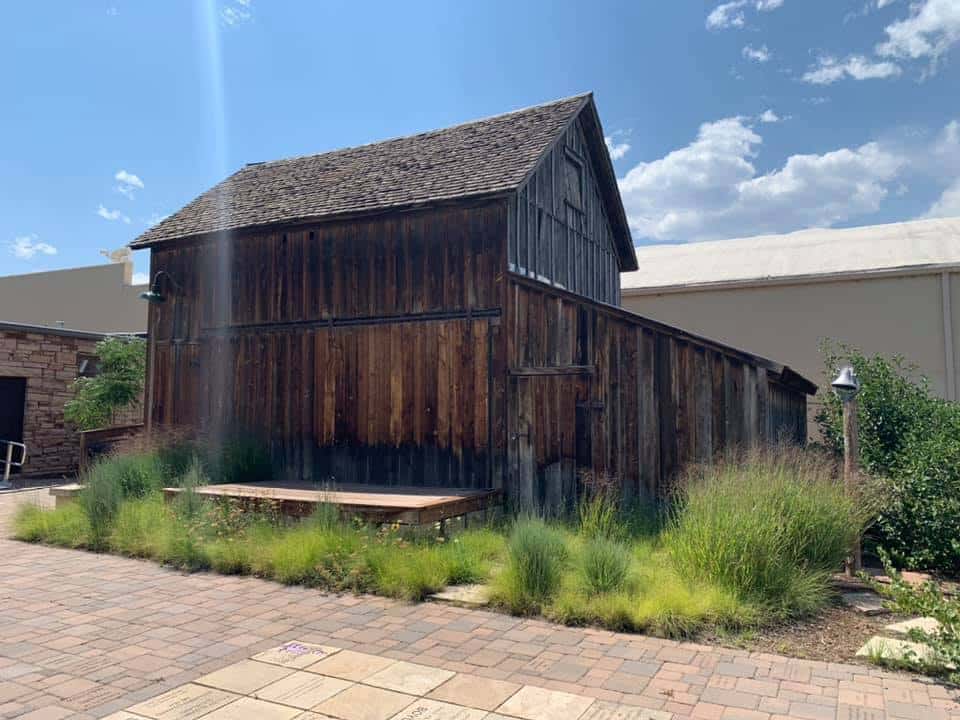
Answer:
64, 336, 146, 430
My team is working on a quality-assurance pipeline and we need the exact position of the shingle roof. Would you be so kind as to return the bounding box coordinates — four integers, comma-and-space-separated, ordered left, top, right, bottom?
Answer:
131, 94, 603, 249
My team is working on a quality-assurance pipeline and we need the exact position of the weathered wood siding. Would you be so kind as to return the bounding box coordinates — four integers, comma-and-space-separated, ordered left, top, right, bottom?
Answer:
146, 201, 508, 488
508, 115, 621, 306
504, 277, 809, 512
143, 161, 811, 509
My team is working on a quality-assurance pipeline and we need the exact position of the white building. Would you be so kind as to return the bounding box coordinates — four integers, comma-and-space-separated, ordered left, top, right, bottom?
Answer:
0, 260, 147, 334
621, 217, 960, 425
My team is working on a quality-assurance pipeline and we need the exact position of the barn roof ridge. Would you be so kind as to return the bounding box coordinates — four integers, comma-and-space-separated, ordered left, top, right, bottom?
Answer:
129, 93, 636, 270
243, 92, 594, 169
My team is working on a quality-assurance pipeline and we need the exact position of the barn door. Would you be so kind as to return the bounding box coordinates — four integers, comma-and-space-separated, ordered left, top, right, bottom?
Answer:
509, 373, 591, 516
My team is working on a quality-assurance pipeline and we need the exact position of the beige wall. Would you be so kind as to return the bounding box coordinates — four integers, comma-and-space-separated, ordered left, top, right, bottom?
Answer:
0, 262, 147, 334
622, 271, 960, 429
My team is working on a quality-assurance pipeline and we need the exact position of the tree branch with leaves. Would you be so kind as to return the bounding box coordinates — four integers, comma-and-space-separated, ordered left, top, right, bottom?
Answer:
64, 336, 146, 430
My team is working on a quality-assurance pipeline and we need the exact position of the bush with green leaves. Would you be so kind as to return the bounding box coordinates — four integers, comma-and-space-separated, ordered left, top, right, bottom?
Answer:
64, 336, 145, 430
868, 553, 960, 682
817, 341, 960, 575
667, 449, 864, 616
205, 433, 274, 485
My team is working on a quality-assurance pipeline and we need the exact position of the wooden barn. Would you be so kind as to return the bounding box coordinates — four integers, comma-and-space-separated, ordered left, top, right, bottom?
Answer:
131, 93, 816, 513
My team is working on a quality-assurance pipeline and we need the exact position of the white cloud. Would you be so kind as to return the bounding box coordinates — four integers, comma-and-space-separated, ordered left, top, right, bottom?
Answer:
618, 116, 903, 243
9, 235, 57, 259
604, 136, 631, 161
877, 0, 899, 7
707, 1, 747, 29
97, 204, 131, 224
742, 44, 772, 62
706, 0, 784, 29
923, 180, 960, 217
115, 169, 143, 189
132, 272, 150, 285
922, 119, 960, 217
759, 109, 781, 123
876, 0, 960, 68
802, 55, 902, 84
114, 169, 144, 199
221, 0, 253, 26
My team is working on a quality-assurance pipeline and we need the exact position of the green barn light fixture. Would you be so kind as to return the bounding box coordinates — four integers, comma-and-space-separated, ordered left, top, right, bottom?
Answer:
138, 270, 182, 304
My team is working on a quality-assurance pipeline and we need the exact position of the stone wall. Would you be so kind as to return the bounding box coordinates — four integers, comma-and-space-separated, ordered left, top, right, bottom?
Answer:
0, 325, 143, 479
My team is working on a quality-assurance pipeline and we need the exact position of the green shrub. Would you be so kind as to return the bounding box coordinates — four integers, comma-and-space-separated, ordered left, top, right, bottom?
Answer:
440, 529, 504, 585
549, 543, 756, 638
207, 434, 273, 484
171, 458, 210, 518
667, 450, 862, 616
577, 491, 624, 541
630, 561, 758, 637
869, 553, 960, 682
110, 494, 169, 557
85, 453, 165, 498
580, 538, 631, 595
368, 545, 449, 600
13, 503, 91, 548
80, 469, 125, 548
156, 438, 199, 479
817, 342, 960, 575
492, 518, 568, 612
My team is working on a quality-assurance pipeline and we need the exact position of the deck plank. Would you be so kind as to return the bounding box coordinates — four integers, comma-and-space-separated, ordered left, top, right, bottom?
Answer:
163, 481, 501, 524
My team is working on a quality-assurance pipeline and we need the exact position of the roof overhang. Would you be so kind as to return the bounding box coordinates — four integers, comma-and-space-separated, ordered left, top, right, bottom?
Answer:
576, 98, 638, 272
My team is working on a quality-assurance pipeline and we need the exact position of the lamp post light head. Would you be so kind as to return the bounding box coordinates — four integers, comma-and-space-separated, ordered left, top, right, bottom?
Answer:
832, 365, 860, 402
138, 270, 181, 304
138, 290, 166, 304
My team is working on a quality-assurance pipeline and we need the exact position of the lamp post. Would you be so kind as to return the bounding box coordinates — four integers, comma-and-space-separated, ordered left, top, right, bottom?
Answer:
832, 365, 861, 575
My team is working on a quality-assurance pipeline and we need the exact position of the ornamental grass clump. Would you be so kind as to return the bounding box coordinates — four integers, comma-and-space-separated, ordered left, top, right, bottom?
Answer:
492, 517, 568, 613
667, 448, 865, 616
580, 537, 631, 595
13, 503, 91, 548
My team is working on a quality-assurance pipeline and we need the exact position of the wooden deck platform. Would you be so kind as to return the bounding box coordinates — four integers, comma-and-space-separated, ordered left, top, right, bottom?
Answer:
162, 482, 501, 525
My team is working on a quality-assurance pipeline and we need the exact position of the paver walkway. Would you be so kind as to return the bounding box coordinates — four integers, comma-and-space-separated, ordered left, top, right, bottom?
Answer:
0, 490, 958, 719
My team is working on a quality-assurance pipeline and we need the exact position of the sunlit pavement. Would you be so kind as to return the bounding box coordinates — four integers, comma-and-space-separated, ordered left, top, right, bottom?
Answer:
0, 491, 957, 720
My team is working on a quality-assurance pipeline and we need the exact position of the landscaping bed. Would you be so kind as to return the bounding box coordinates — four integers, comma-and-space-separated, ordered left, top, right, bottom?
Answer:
11, 442, 871, 650
712, 603, 892, 663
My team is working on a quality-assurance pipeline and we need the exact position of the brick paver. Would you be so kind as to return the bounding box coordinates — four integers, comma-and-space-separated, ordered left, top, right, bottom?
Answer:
0, 489, 958, 719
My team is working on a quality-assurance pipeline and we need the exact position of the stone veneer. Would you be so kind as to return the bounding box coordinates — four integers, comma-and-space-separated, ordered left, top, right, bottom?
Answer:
0, 323, 142, 478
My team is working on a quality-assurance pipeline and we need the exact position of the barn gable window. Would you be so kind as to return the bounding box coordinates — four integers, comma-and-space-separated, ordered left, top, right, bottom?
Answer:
564, 151, 584, 210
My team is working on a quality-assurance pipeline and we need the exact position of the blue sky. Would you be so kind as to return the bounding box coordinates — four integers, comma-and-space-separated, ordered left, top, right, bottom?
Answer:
2, 0, 959, 282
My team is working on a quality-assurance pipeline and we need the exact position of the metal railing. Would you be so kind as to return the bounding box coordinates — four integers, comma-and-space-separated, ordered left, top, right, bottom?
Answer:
2, 440, 27, 484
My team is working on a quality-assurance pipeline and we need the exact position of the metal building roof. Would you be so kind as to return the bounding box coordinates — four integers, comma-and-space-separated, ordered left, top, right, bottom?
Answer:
621, 217, 960, 292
